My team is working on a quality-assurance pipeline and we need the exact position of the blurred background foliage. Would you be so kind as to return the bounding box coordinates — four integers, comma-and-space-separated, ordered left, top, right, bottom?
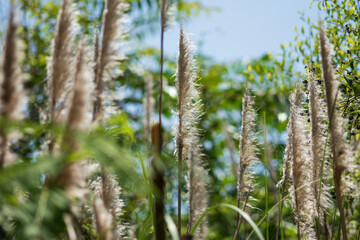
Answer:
0, 0, 359, 239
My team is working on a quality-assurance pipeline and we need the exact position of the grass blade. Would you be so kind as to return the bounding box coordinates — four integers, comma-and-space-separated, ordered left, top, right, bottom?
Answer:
191, 203, 265, 240
165, 215, 180, 240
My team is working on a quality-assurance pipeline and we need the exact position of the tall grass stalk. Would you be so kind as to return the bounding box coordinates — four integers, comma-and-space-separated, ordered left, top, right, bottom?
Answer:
308, 67, 331, 238
174, 27, 206, 238
319, 25, 349, 240
151, 123, 165, 240
55, 44, 92, 205
47, 0, 77, 126
93, 0, 127, 122
234, 88, 258, 240
0, 6, 24, 168
152, 1, 171, 238
289, 87, 315, 240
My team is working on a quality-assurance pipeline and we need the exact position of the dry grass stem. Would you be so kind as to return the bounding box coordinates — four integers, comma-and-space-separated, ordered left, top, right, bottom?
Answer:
319, 24, 351, 240
289, 86, 316, 240
307, 68, 331, 226
93, 0, 128, 122
234, 88, 258, 240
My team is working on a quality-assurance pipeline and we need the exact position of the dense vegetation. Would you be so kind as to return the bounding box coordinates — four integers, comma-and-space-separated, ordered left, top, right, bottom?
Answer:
0, 0, 359, 239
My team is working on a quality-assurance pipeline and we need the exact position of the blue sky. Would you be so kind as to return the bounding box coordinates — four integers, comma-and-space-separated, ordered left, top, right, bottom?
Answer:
0, 0, 318, 63
145, 0, 318, 62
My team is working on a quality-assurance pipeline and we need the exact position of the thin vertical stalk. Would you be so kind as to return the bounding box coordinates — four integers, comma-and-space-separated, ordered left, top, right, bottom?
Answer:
264, 112, 269, 240
159, 27, 164, 129
235, 185, 251, 237
177, 108, 182, 237
152, 123, 165, 240
276, 185, 286, 240
153, 1, 171, 238
319, 25, 348, 240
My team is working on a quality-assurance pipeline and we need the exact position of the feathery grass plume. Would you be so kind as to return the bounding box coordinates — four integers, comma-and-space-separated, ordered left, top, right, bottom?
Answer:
91, 172, 126, 238
319, 24, 351, 240
47, 0, 77, 124
174, 27, 202, 236
93, 0, 128, 122
276, 113, 293, 240
174, 28, 208, 238
233, 88, 258, 240
101, 171, 126, 238
144, 73, 155, 144
187, 135, 208, 239
93, 197, 113, 240
158, 0, 173, 128
160, 0, 173, 31
56, 44, 93, 207
289, 87, 316, 240
0, 7, 25, 168
307, 68, 331, 226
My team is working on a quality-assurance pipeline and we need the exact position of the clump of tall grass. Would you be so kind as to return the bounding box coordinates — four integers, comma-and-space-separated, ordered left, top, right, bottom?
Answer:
45, 0, 128, 237
2, 1, 360, 239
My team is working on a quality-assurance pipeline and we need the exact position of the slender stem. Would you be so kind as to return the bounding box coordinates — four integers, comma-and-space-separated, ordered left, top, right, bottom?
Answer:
178, 140, 182, 236
263, 112, 269, 240
276, 177, 287, 240
153, 153, 165, 240
233, 185, 251, 240
186, 145, 193, 234
153, 2, 166, 237
246, 176, 331, 240
159, 27, 164, 128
